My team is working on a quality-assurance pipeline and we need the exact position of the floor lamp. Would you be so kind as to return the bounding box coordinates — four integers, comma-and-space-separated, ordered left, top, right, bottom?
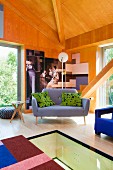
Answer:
58, 52, 68, 89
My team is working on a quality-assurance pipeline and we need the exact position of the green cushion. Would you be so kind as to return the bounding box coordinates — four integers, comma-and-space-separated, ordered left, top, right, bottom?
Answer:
32, 91, 55, 108
61, 92, 82, 107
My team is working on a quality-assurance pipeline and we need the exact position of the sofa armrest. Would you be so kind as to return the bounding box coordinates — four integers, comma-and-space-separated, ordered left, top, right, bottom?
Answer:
95, 107, 113, 118
82, 98, 90, 115
32, 97, 39, 116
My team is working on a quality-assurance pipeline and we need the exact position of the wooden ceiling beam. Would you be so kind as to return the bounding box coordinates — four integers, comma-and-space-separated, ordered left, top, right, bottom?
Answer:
82, 58, 113, 98
1, 0, 63, 48
52, 0, 65, 46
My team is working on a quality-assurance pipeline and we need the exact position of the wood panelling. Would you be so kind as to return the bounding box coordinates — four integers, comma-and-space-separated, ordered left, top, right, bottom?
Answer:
80, 46, 97, 112
4, 5, 38, 47
66, 23, 113, 50
42, 11, 57, 31
18, 0, 53, 19
2, 0, 113, 41
80, 85, 87, 91
1, 0, 61, 46
65, 51, 72, 62
62, 5, 82, 39
3, 5, 62, 52
80, 47, 96, 83
71, 46, 97, 112
62, 0, 113, 39
62, 4, 86, 39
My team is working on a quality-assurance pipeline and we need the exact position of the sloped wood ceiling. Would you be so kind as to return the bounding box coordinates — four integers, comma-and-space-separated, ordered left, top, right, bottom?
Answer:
62, 0, 113, 39
2, 0, 113, 44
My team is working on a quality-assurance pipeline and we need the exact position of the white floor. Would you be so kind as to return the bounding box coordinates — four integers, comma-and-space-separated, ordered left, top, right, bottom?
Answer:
0, 113, 113, 156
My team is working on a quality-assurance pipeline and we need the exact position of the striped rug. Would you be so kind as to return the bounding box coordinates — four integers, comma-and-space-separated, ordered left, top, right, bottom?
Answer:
0, 135, 64, 170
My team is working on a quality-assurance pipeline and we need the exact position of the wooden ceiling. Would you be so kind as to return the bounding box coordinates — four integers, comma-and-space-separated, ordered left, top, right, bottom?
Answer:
2, 0, 113, 46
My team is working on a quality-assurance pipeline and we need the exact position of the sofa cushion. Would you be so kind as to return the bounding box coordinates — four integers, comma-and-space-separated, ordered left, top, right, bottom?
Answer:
32, 91, 54, 108
38, 105, 84, 117
61, 92, 82, 107
42, 88, 77, 105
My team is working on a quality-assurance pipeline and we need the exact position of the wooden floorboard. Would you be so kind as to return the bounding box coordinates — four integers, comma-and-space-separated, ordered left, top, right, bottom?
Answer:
0, 113, 113, 157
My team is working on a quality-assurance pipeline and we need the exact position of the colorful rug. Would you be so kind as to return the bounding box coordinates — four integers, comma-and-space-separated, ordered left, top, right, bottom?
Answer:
0, 135, 64, 170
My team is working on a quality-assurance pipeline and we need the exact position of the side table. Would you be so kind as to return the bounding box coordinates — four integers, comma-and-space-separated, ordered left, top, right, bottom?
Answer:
10, 101, 24, 123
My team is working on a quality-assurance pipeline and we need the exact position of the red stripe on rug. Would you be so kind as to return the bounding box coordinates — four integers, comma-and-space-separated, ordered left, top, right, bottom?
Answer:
30, 160, 64, 170
2, 135, 43, 162
1, 153, 51, 170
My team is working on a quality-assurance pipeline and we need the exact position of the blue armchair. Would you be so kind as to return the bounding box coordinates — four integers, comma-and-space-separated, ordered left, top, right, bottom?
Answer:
94, 107, 113, 137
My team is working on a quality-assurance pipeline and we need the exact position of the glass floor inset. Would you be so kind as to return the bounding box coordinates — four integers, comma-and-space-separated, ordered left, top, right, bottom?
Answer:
54, 158, 72, 170
28, 130, 113, 170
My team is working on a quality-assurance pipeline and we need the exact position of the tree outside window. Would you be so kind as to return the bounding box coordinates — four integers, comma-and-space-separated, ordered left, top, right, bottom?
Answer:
0, 51, 17, 107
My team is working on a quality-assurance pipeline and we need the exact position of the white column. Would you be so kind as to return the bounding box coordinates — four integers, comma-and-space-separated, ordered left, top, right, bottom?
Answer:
62, 60, 63, 89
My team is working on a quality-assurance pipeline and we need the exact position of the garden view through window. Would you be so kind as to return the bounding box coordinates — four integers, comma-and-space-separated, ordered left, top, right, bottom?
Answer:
100, 46, 113, 106
0, 46, 17, 107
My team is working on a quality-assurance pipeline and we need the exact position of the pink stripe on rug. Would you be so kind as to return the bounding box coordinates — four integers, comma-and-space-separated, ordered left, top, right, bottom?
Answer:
0, 141, 3, 146
1, 153, 51, 170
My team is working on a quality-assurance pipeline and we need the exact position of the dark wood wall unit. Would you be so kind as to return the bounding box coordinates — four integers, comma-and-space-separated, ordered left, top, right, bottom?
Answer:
26, 49, 45, 109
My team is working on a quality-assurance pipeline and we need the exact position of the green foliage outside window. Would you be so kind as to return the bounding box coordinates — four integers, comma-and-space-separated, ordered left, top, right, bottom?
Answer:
0, 52, 17, 107
105, 48, 113, 105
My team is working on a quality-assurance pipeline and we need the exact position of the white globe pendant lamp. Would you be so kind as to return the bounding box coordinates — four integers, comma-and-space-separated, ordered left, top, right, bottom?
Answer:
58, 52, 68, 89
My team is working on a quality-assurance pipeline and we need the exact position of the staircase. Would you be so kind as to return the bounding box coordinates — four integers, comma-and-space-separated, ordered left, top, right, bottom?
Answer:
82, 58, 113, 98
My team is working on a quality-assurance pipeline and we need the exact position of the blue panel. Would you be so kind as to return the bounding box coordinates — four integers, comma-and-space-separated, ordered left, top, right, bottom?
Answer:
0, 4, 3, 38
0, 145, 17, 168
76, 76, 88, 90
0, 4, 3, 11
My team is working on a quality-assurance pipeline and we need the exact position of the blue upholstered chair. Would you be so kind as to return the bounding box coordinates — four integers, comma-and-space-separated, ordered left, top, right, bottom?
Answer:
94, 107, 113, 137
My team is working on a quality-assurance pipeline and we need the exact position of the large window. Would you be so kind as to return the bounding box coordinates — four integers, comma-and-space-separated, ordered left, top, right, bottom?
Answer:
0, 45, 18, 107
99, 46, 113, 106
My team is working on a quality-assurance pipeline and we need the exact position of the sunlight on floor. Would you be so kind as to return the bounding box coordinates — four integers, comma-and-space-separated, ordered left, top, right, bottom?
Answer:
70, 113, 95, 125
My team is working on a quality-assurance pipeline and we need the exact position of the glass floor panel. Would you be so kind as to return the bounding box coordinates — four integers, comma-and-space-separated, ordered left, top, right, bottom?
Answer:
28, 130, 113, 170
54, 158, 72, 170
